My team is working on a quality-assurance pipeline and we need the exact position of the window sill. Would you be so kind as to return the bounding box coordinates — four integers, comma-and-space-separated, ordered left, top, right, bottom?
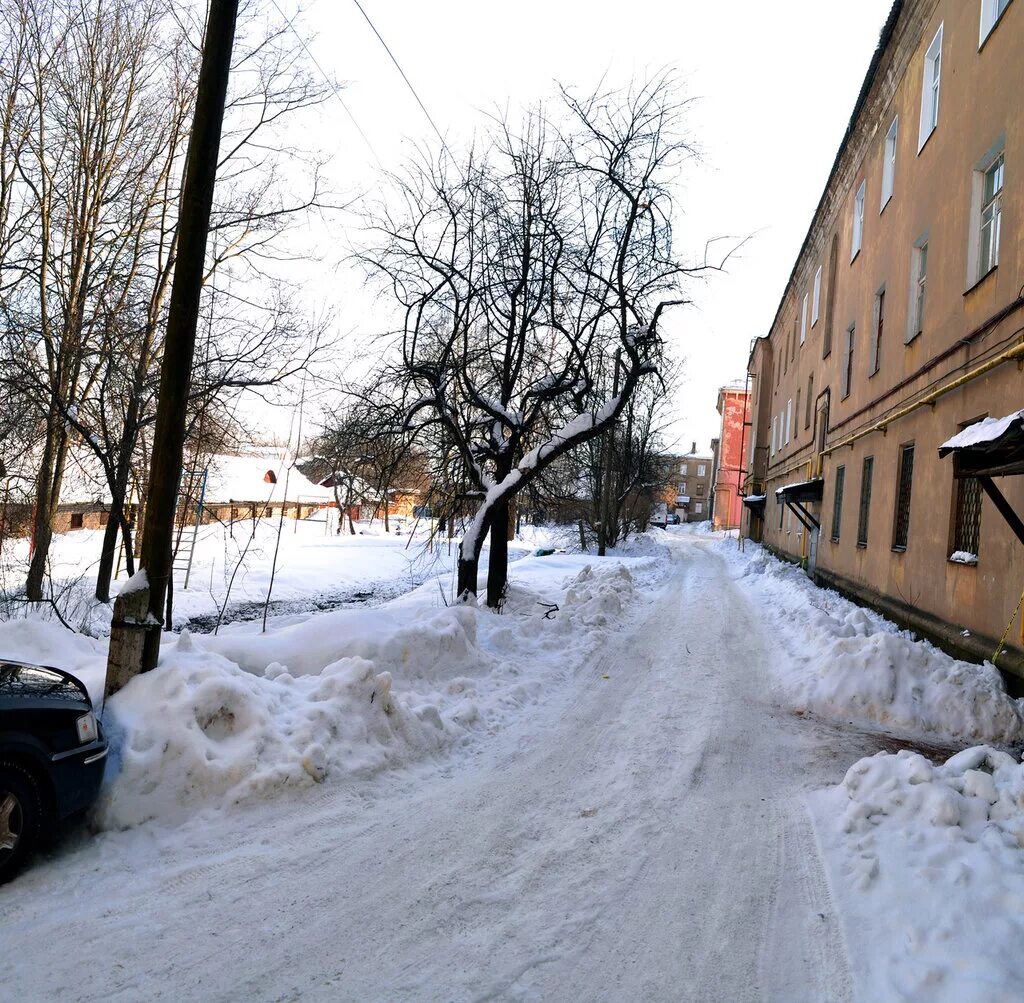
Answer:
917, 127, 936, 156
850, 248, 862, 266
904, 330, 922, 346
964, 265, 997, 298
891, 545, 907, 554
948, 555, 979, 567
856, 542, 868, 549
879, 194, 892, 215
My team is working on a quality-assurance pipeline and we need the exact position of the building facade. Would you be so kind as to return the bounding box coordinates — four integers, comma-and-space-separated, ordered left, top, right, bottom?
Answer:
657, 445, 714, 523
713, 384, 751, 531
743, 0, 1024, 675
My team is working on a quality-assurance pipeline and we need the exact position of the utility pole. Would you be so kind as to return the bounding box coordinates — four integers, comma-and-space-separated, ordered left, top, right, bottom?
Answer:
105, 0, 239, 695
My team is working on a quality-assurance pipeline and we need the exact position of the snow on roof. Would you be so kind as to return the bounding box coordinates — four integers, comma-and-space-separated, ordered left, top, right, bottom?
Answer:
204, 452, 335, 504
939, 410, 1024, 452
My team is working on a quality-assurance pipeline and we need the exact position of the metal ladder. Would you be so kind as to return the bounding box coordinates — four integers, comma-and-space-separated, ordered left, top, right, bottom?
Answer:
172, 467, 208, 590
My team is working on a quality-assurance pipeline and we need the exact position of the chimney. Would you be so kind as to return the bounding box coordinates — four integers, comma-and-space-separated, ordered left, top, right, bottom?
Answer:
691, 441, 696, 454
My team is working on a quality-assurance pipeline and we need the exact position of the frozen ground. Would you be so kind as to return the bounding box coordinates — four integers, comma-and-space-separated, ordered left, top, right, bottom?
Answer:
3, 529, 1024, 1000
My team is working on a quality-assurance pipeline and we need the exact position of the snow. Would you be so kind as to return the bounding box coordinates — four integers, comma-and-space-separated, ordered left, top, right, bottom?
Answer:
0, 514, 456, 637
940, 408, 1024, 451
949, 549, 979, 565
2, 546, 663, 832
8, 529, 1024, 998
719, 539, 1024, 745
812, 745, 1024, 1002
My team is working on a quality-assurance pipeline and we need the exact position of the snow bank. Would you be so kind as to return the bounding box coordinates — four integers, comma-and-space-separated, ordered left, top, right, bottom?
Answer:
722, 542, 1024, 745
96, 636, 451, 830
85, 551, 662, 830
812, 746, 1024, 1002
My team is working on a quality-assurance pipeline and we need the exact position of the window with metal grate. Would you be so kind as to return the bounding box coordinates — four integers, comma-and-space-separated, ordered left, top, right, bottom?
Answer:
857, 456, 873, 547
892, 444, 914, 551
952, 476, 982, 558
832, 465, 845, 543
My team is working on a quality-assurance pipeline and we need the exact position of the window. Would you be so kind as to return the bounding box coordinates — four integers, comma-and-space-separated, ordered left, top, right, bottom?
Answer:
892, 444, 915, 551
785, 399, 792, 444
771, 415, 778, 456
857, 456, 874, 547
881, 116, 898, 209
979, 153, 1004, 278
851, 181, 866, 259
841, 325, 855, 399
795, 388, 801, 440
824, 234, 838, 358
869, 287, 885, 376
70, 512, 84, 530
832, 466, 846, 542
680, 463, 688, 475
980, 0, 1012, 44
805, 374, 814, 429
800, 293, 808, 344
697, 464, 706, 476
952, 477, 982, 560
908, 238, 928, 341
695, 502, 703, 514
679, 482, 687, 495
811, 267, 822, 326
919, 24, 943, 150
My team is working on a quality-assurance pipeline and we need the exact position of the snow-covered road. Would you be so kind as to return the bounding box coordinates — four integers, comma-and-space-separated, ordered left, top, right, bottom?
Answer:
4, 536, 899, 1001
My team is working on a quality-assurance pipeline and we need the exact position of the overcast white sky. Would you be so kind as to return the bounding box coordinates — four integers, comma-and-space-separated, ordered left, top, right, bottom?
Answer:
271, 0, 895, 452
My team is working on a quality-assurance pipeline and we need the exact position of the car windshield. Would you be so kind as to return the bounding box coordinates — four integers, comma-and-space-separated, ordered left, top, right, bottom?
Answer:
0, 663, 86, 700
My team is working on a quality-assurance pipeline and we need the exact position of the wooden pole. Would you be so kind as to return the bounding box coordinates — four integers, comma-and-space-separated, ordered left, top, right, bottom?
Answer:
110, 0, 238, 686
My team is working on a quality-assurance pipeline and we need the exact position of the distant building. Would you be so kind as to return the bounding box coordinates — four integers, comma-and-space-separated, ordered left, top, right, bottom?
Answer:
713, 384, 751, 531
657, 443, 713, 523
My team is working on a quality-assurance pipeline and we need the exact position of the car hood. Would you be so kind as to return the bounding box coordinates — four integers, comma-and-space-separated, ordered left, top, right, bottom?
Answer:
0, 660, 92, 706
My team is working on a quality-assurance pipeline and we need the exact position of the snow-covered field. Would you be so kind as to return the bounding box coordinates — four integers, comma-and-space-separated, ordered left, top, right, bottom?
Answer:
5, 525, 1024, 1000
0, 514, 514, 635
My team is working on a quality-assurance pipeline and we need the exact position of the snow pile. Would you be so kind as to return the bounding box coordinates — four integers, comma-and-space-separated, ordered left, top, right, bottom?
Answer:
812, 746, 1024, 1002
96, 634, 451, 830
79, 551, 661, 830
724, 543, 1024, 745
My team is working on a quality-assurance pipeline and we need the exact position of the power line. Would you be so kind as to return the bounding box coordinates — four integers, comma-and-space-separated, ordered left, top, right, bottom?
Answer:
268, 0, 383, 167
349, 0, 447, 149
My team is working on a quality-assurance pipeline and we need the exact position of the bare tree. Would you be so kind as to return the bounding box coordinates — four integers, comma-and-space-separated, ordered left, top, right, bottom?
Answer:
364, 75, 701, 606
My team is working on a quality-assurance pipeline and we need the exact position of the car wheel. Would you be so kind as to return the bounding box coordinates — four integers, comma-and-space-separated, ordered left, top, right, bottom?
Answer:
0, 763, 42, 885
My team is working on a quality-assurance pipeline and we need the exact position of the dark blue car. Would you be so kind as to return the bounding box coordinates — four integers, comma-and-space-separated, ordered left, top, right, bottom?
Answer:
0, 660, 108, 882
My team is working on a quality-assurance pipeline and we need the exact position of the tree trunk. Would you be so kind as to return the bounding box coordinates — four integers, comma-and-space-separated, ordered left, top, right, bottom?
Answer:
26, 414, 69, 601
94, 509, 121, 602
486, 503, 509, 609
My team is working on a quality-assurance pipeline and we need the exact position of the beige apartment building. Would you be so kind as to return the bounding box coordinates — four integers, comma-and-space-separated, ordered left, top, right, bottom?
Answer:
743, 0, 1024, 677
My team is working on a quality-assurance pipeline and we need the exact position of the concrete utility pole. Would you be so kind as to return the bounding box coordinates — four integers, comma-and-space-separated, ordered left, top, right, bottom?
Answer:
105, 0, 239, 696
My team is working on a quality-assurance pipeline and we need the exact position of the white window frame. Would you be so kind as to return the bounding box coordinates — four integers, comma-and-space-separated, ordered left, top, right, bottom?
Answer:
811, 267, 822, 326
697, 464, 706, 477
680, 463, 688, 475
851, 180, 866, 260
918, 24, 943, 151
785, 399, 792, 445
907, 234, 929, 343
695, 502, 703, 514
771, 415, 777, 456
800, 293, 808, 345
881, 116, 898, 210
980, 0, 1012, 45
973, 151, 1005, 281
679, 481, 687, 495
